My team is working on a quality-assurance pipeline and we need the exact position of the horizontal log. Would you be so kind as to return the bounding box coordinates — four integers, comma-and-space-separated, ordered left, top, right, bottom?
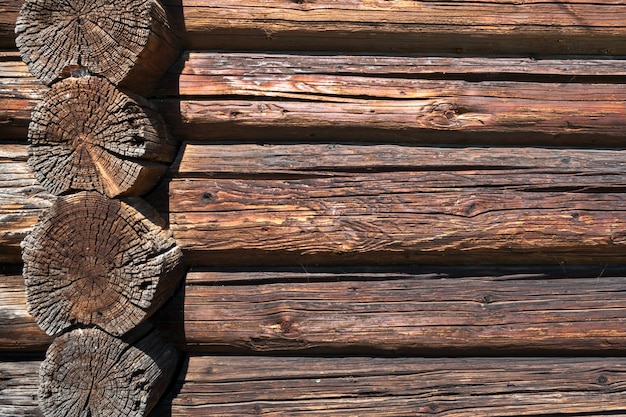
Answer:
156, 53, 626, 143
166, 143, 626, 265
0, 0, 21, 49
0, 359, 41, 416
0, 144, 54, 263
164, 1, 626, 55
156, 267, 626, 354
0, 273, 50, 351
3, 1, 626, 54
8, 356, 626, 416
156, 356, 626, 416
7, 266, 626, 354
5, 142, 626, 265
3, 52, 626, 144
0, 53, 45, 141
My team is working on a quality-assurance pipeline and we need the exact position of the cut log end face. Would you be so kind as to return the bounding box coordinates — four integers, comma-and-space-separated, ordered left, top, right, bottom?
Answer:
39, 328, 178, 417
28, 76, 174, 198
14, 0, 174, 88
22, 192, 183, 337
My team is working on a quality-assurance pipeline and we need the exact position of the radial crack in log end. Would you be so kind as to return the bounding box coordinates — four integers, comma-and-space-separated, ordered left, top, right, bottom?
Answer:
28, 76, 176, 198
21, 191, 184, 337
39, 327, 178, 417
14, 0, 180, 94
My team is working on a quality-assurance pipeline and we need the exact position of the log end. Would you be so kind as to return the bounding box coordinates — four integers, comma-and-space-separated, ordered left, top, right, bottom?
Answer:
15, 0, 180, 94
28, 76, 176, 198
22, 192, 184, 337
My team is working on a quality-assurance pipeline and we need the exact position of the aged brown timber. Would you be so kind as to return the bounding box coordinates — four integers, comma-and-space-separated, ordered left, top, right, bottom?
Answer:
39, 327, 178, 417
28, 76, 176, 197
0, 52, 44, 141
157, 356, 626, 416
2, 1, 626, 54
14, 0, 179, 95
0, 359, 41, 416
158, 0, 626, 55
156, 52, 626, 144
0, 144, 54, 263
151, 267, 626, 354
165, 143, 626, 266
8, 266, 626, 354
7, 356, 626, 416
3, 53, 626, 144
0, 273, 50, 351
22, 192, 183, 336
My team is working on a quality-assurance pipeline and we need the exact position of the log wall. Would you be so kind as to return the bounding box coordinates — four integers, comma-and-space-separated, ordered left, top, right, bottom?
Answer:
2, 1, 626, 416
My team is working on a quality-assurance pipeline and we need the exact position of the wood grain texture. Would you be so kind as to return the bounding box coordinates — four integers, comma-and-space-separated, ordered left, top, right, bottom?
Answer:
0, 53, 44, 141
3, 53, 626, 144
0, 144, 54, 263
28, 76, 175, 197
155, 52, 626, 145
150, 267, 626, 354
158, 0, 626, 55
166, 143, 626, 266
3, 0, 626, 54
22, 192, 183, 336
158, 356, 626, 416
39, 327, 178, 417
0, 0, 22, 48
7, 356, 626, 417
14, 0, 179, 94
0, 359, 42, 417
0, 273, 50, 352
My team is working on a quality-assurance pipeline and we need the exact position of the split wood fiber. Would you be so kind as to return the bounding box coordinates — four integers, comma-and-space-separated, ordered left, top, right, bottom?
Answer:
39, 327, 178, 417
106, 0, 626, 55
0, 273, 50, 351
14, 0, 179, 95
164, 143, 626, 266
157, 267, 626, 354
6, 266, 626, 355
28, 76, 175, 197
0, 144, 54, 263
3, 53, 626, 145
21, 191, 183, 337
7, 356, 626, 417
3, 1, 626, 54
157, 356, 626, 416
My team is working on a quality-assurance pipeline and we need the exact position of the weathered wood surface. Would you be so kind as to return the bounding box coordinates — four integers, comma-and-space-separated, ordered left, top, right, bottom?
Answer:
6, 356, 626, 417
3, 53, 626, 144
3, 0, 626, 54
14, 0, 180, 94
22, 192, 183, 336
164, 143, 626, 265
154, 356, 626, 416
0, 144, 54, 263
28, 76, 176, 197
156, 267, 626, 353
0, 273, 50, 352
0, 53, 44, 141
7, 266, 626, 354
0, 359, 41, 417
0, 0, 21, 48
152, 53, 626, 144
39, 327, 178, 417
159, 1, 626, 54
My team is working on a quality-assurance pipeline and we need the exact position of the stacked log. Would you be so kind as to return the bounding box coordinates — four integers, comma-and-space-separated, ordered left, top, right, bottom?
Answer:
2, 1, 626, 416
13, 0, 183, 416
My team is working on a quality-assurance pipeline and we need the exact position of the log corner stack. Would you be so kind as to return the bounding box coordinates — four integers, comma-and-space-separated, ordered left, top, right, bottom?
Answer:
15, 0, 183, 416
